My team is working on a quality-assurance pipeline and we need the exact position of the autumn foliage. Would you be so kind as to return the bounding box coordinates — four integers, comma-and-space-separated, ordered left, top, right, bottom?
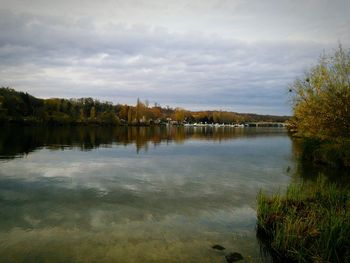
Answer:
290, 45, 350, 139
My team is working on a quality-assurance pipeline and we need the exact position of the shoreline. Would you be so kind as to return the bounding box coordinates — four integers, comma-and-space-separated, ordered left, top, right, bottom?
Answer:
0, 119, 287, 128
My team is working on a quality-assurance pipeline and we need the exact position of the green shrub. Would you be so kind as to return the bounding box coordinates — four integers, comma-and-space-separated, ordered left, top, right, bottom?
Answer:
298, 138, 350, 167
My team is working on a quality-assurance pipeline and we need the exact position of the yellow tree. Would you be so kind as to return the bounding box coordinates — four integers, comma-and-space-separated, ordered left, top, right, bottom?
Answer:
174, 107, 185, 122
79, 108, 85, 121
290, 45, 350, 139
127, 107, 133, 124
90, 106, 96, 119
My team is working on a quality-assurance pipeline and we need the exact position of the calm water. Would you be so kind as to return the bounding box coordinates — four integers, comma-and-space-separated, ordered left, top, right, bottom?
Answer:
0, 126, 294, 263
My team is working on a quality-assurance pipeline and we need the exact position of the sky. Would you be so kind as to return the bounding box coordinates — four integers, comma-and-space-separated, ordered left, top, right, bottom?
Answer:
0, 0, 349, 115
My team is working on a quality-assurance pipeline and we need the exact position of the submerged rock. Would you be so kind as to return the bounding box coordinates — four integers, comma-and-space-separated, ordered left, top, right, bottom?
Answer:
212, 244, 225, 251
225, 252, 243, 262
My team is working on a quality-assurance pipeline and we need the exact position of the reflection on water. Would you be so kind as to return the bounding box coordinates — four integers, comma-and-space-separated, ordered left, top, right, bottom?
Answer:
291, 139, 350, 185
0, 126, 293, 262
0, 125, 288, 158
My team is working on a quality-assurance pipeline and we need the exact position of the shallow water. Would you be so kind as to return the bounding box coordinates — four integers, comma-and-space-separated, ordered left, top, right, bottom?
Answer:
0, 126, 294, 262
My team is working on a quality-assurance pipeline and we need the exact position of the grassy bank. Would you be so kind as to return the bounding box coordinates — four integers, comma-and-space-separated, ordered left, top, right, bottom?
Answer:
257, 178, 350, 263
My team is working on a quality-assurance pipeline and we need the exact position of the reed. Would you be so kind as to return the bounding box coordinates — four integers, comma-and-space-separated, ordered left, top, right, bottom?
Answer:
257, 178, 350, 262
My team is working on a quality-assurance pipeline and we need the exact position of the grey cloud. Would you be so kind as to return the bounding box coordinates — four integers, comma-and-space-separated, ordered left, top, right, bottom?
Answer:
0, 6, 346, 115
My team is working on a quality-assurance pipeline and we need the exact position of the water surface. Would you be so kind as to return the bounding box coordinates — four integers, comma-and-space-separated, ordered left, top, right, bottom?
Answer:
0, 126, 293, 262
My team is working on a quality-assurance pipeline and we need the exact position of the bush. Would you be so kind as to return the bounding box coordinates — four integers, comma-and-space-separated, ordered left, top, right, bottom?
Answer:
297, 138, 350, 167
290, 45, 350, 140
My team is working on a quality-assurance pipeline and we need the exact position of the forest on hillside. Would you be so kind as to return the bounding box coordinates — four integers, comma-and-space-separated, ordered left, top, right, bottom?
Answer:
0, 88, 289, 125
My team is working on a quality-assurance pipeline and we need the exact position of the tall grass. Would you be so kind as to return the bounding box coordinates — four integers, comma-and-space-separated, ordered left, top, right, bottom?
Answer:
257, 178, 350, 262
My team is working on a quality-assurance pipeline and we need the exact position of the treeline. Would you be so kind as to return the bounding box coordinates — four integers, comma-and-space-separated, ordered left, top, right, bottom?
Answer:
0, 87, 289, 125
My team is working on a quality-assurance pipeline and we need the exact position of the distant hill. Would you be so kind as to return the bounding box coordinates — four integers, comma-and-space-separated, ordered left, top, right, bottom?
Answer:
0, 87, 290, 125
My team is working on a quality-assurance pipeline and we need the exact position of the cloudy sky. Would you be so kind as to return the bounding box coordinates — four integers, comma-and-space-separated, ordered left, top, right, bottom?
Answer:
0, 0, 349, 115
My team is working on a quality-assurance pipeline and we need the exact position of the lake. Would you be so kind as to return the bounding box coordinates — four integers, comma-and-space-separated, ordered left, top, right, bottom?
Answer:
0, 126, 294, 262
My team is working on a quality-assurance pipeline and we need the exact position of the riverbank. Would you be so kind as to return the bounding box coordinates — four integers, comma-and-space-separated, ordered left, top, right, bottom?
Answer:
257, 178, 350, 263
295, 138, 350, 168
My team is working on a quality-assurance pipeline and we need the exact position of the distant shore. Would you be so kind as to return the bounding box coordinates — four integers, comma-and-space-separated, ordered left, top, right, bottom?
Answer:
0, 118, 288, 128
0, 87, 290, 127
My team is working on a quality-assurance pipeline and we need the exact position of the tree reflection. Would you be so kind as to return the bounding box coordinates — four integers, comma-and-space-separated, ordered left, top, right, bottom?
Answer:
0, 125, 286, 159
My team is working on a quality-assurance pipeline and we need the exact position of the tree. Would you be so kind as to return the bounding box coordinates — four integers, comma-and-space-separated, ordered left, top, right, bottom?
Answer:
136, 98, 141, 122
79, 108, 85, 121
101, 110, 118, 125
213, 111, 221, 123
118, 104, 129, 121
174, 108, 185, 122
290, 45, 350, 139
127, 107, 133, 124
90, 106, 96, 119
